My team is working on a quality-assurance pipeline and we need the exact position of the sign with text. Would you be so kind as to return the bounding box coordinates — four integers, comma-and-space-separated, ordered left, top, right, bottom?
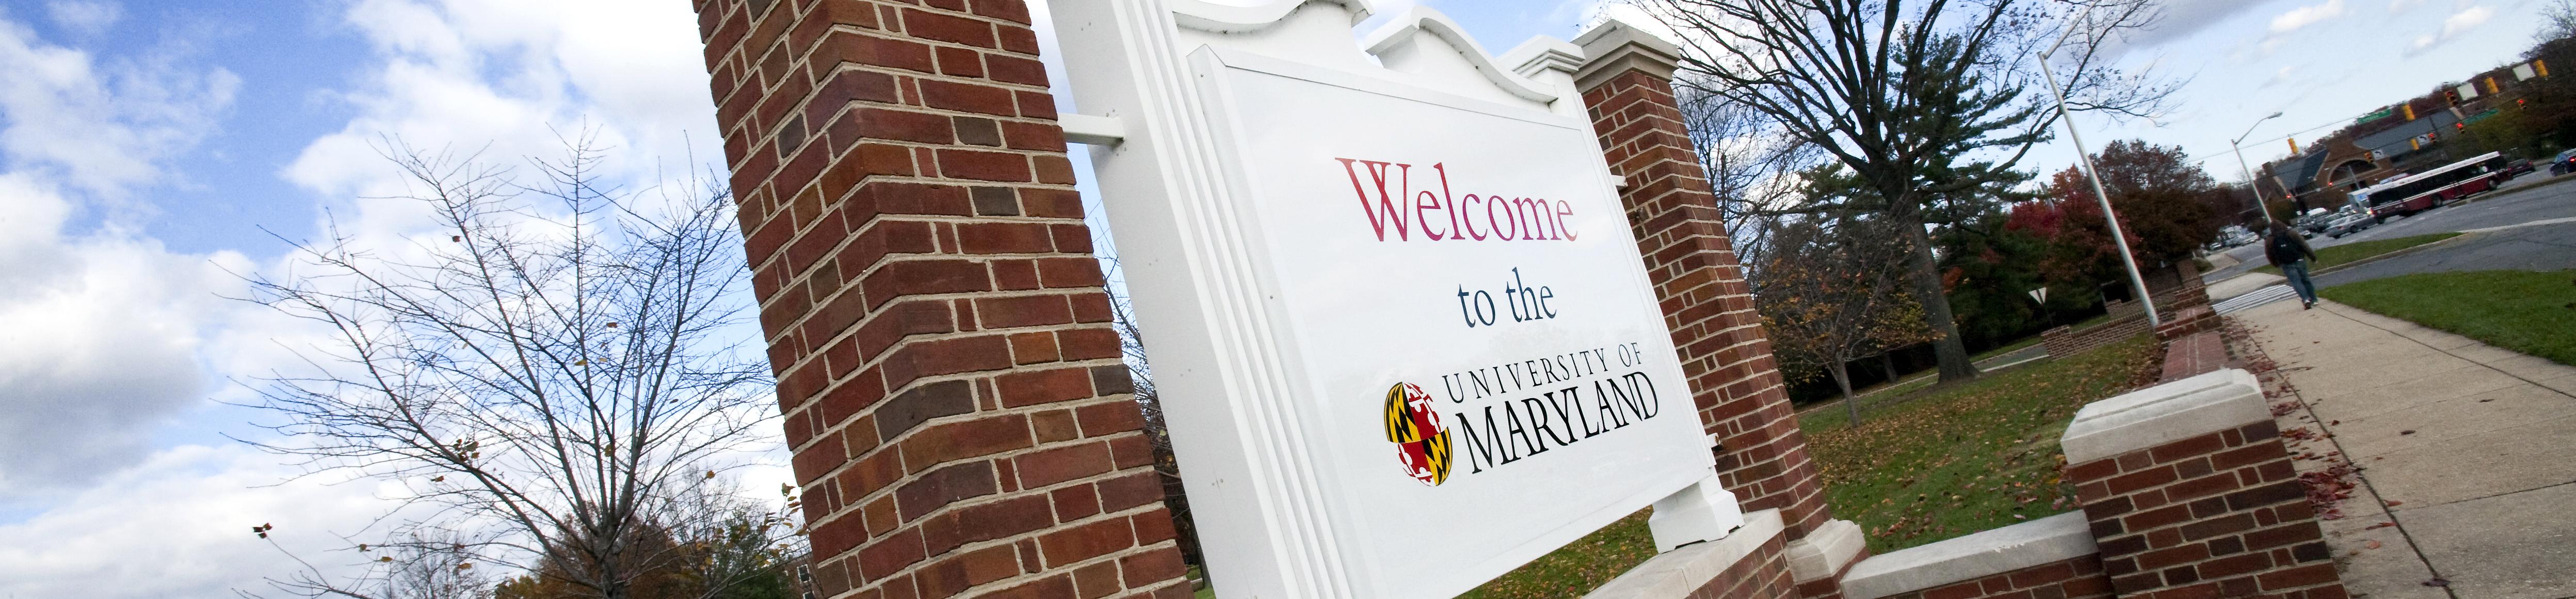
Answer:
1187, 49, 1714, 598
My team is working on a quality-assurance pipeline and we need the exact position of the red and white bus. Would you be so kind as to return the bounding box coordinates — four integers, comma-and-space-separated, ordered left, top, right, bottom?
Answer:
2349, 152, 2513, 220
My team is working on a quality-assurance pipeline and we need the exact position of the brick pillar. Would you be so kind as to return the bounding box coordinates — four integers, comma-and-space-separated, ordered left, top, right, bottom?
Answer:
2060, 370, 2346, 599
1571, 21, 1864, 598
690, 1, 1192, 597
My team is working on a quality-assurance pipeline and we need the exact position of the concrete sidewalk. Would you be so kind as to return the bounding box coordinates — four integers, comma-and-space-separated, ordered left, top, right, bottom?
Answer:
2234, 299, 2576, 599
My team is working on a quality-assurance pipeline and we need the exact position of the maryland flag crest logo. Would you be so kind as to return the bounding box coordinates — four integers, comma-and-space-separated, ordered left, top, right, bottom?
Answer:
1383, 382, 1453, 486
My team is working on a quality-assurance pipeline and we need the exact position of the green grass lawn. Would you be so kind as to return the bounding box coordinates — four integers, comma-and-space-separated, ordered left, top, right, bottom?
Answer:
1804, 334, 2160, 553
2323, 270, 2576, 366
1974, 336, 2047, 362
1460, 335, 2160, 596
2255, 232, 2461, 275
1804, 335, 2053, 409
1457, 510, 1659, 598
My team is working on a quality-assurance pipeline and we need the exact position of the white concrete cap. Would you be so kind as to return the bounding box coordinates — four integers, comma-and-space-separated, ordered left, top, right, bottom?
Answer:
2059, 368, 2267, 465
1786, 519, 1867, 582
1585, 509, 1788, 599
1837, 512, 2097, 599
1570, 18, 1681, 90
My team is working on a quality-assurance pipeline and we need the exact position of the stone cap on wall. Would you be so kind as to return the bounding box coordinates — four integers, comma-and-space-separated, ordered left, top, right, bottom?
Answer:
2059, 369, 2266, 464
1571, 19, 1680, 91
1584, 508, 1787, 598
1838, 512, 2097, 599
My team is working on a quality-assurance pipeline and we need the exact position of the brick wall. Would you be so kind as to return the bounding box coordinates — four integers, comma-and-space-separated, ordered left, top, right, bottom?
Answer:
689, 1, 1191, 597
1871, 556, 2113, 599
1581, 66, 1833, 543
1687, 531, 1799, 599
2046, 271, 2216, 360
1587, 509, 1802, 599
2065, 421, 2344, 599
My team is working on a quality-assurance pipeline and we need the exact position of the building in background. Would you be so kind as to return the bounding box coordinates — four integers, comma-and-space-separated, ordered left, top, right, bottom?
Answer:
2255, 58, 2552, 213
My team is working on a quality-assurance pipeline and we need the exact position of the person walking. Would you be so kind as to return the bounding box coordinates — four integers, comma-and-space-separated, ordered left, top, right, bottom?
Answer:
2266, 221, 2321, 309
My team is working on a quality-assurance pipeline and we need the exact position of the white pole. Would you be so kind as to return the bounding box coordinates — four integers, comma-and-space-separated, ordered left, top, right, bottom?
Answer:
2037, 15, 2161, 327
2232, 114, 2283, 227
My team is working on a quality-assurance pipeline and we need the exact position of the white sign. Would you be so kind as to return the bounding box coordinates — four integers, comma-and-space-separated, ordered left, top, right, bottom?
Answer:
1189, 49, 1714, 597
1051, 3, 1721, 597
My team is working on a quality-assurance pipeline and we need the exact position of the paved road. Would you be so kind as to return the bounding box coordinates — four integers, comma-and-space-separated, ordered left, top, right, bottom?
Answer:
2317, 220, 2576, 286
2204, 170, 2576, 285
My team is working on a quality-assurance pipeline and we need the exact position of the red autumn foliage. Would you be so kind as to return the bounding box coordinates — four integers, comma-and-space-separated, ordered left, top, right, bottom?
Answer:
2011, 140, 2228, 287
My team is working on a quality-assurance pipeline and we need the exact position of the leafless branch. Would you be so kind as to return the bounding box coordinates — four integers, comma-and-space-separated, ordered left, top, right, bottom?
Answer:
232, 132, 787, 599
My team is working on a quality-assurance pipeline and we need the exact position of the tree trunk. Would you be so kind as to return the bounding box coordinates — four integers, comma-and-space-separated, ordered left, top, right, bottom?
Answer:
1897, 211, 1978, 382
1880, 353, 1898, 384
1832, 361, 1860, 426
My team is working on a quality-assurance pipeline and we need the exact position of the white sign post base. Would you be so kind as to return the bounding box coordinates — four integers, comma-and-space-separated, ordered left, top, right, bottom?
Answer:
1647, 475, 1748, 552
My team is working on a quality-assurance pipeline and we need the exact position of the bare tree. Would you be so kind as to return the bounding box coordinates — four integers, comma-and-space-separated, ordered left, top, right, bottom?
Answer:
235, 134, 787, 599
1751, 175, 1937, 425
2545, 0, 2576, 42
1678, 88, 1817, 265
1628, 0, 2172, 382
1096, 258, 1204, 572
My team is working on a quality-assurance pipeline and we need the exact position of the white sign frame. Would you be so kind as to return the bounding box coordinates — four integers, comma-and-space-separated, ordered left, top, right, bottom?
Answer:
1048, 2, 1740, 596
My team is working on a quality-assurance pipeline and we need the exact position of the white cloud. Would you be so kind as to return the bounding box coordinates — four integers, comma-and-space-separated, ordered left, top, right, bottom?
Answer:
2407, 5, 2494, 55
44, 0, 119, 37
2130, 0, 2290, 49
0, 175, 254, 497
0, 444, 401, 599
0, 10, 251, 497
0, 15, 235, 200
2269, 0, 2348, 35
2262, 66, 2298, 88
2389, 0, 2432, 13
284, 0, 720, 245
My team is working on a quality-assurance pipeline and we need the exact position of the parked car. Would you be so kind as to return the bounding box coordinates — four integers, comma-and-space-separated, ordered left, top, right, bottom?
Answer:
2323, 210, 2376, 238
2551, 149, 2576, 175
2294, 208, 2333, 238
2205, 226, 2255, 251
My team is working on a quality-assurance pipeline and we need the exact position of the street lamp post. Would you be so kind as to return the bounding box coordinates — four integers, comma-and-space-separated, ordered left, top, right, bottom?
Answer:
2232, 113, 2285, 227
2037, 9, 2161, 327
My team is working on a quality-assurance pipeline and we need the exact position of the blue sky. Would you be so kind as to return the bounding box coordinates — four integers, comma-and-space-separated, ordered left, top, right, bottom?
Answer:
0, 0, 2554, 596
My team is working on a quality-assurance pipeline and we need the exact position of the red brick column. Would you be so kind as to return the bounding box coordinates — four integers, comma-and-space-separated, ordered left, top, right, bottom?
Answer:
2061, 372, 2345, 599
1572, 22, 1860, 598
690, 1, 1190, 597
1573, 27, 1834, 542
